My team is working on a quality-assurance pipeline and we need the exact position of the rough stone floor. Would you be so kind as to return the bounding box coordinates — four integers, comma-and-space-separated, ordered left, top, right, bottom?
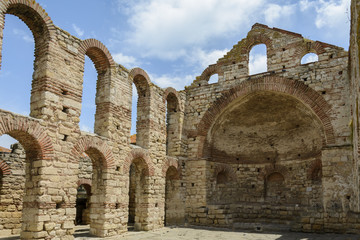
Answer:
1, 226, 360, 240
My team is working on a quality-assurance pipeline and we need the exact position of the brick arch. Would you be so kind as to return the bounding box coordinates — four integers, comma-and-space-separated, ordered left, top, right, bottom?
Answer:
71, 135, 114, 169
0, 0, 55, 38
163, 87, 182, 111
129, 67, 152, 86
0, 113, 54, 160
124, 148, 155, 176
0, 0, 56, 69
295, 41, 327, 64
196, 76, 335, 145
241, 33, 272, 55
78, 39, 116, 73
162, 156, 179, 177
77, 178, 92, 187
0, 160, 10, 175
213, 163, 236, 181
259, 165, 289, 181
200, 64, 223, 82
129, 67, 151, 103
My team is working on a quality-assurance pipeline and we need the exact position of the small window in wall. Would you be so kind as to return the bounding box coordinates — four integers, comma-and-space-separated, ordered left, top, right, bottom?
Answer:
249, 44, 267, 75
301, 53, 318, 65
79, 56, 97, 133
208, 74, 218, 84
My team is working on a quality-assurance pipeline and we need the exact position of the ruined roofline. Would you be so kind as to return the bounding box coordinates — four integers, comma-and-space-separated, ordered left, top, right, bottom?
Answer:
187, 23, 348, 87
251, 23, 344, 50
252, 23, 303, 38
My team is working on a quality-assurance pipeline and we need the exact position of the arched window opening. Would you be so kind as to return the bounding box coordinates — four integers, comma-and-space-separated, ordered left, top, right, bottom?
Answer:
0, 134, 28, 236
0, 15, 34, 115
128, 158, 150, 231
75, 184, 91, 225
165, 166, 181, 226
216, 171, 227, 184
77, 148, 106, 236
301, 53, 319, 64
79, 56, 97, 133
166, 93, 179, 156
128, 163, 136, 227
76, 153, 93, 226
131, 74, 150, 148
249, 44, 267, 75
130, 84, 137, 145
208, 74, 219, 84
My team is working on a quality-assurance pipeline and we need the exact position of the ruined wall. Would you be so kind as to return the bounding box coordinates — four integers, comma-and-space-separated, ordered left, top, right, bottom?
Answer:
350, 0, 360, 212
184, 23, 357, 233
0, 0, 359, 239
0, 1, 182, 239
0, 144, 25, 236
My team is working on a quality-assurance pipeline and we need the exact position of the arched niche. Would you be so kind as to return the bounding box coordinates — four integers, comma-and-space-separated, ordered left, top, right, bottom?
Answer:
207, 91, 325, 164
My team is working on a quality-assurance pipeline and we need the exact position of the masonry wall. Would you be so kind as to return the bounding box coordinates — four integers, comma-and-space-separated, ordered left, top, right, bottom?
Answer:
350, 0, 360, 212
183, 23, 359, 233
0, 144, 25, 236
0, 0, 359, 239
0, 1, 182, 239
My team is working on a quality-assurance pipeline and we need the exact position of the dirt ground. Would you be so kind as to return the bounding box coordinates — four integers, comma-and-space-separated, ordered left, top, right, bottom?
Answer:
73, 226, 360, 240
1, 226, 359, 240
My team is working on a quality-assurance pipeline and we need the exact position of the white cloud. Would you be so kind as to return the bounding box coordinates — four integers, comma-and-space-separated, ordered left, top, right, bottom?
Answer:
191, 48, 229, 69
80, 124, 92, 133
315, 0, 350, 29
264, 4, 296, 26
113, 53, 139, 68
298, 0, 350, 29
301, 53, 319, 64
72, 24, 84, 37
12, 28, 34, 43
299, 0, 317, 11
249, 53, 267, 75
122, 0, 264, 60
149, 73, 195, 90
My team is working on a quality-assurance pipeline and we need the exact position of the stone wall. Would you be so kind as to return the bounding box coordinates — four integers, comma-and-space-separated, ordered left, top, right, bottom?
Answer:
183, 22, 357, 233
0, 0, 359, 239
0, 144, 25, 236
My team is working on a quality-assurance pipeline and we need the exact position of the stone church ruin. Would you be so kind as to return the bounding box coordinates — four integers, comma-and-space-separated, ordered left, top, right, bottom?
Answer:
1, 0, 360, 239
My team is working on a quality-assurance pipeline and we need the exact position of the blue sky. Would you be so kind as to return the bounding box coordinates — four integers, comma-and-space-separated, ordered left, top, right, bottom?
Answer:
0, 0, 351, 148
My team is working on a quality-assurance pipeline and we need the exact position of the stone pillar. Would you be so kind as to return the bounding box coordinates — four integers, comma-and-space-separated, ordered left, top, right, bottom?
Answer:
185, 159, 207, 225
321, 146, 353, 232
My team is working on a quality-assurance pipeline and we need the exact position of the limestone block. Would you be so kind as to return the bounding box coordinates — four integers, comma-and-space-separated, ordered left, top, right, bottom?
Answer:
62, 221, 74, 229
44, 222, 56, 231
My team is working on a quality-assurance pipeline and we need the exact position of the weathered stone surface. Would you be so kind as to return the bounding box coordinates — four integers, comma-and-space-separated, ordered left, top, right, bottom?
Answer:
0, 0, 360, 239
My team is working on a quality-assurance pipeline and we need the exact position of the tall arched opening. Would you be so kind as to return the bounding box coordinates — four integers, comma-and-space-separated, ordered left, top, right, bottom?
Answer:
164, 166, 182, 226
127, 157, 150, 230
